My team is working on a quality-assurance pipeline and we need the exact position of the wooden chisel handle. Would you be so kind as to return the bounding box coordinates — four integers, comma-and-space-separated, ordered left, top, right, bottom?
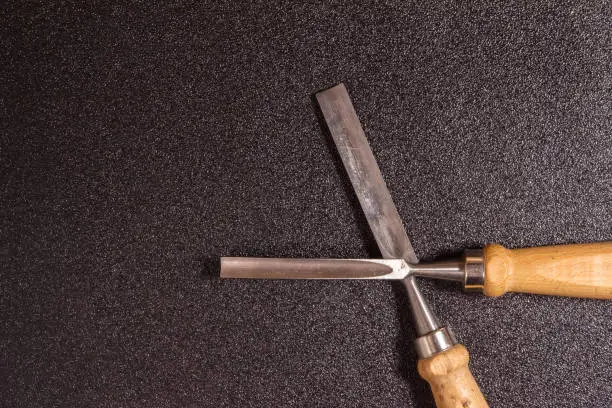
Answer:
418, 345, 488, 408
483, 242, 612, 299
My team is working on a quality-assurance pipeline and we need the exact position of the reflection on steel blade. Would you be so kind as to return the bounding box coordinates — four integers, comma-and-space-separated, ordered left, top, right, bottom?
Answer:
316, 84, 418, 264
220, 257, 409, 280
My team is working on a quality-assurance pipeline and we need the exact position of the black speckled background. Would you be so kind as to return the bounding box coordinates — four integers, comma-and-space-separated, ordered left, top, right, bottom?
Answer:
1, 2, 611, 407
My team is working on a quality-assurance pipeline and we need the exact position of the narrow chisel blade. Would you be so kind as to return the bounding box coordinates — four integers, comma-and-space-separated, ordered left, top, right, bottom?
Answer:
220, 257, 409, 280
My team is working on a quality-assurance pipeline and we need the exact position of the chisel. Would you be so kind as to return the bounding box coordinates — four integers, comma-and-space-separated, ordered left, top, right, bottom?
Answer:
222, 241, 612, 299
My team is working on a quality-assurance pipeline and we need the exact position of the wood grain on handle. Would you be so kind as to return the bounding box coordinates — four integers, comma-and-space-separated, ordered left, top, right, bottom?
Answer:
483, 242, 612, 299
417, 345, 488, 408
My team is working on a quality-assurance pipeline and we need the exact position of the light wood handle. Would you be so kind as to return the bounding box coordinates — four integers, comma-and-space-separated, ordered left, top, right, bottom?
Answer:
418, 344, 488, 408
483, 242, 612, 299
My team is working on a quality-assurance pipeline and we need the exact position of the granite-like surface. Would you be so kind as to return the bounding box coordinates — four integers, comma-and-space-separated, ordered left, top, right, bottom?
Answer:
1, 2, 611, 407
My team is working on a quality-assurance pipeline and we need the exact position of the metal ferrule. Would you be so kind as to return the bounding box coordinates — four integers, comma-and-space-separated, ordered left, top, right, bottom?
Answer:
414, 326, 458, 359
409, 249, 485, 292
463, 249, 485, 291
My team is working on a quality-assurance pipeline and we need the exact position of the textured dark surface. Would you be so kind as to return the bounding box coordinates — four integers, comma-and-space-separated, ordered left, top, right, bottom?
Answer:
1, 2, 611, 407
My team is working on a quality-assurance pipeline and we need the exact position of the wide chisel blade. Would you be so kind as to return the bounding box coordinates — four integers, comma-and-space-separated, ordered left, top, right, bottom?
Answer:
317, 84, 442, 336
316, 84, 418, 264
221, 257, 409, 280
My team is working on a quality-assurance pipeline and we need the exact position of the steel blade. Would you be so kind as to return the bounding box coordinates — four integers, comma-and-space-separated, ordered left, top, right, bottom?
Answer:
316, 84, 418, 264
221, 257, 409, 280
316, 84, 441, 336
